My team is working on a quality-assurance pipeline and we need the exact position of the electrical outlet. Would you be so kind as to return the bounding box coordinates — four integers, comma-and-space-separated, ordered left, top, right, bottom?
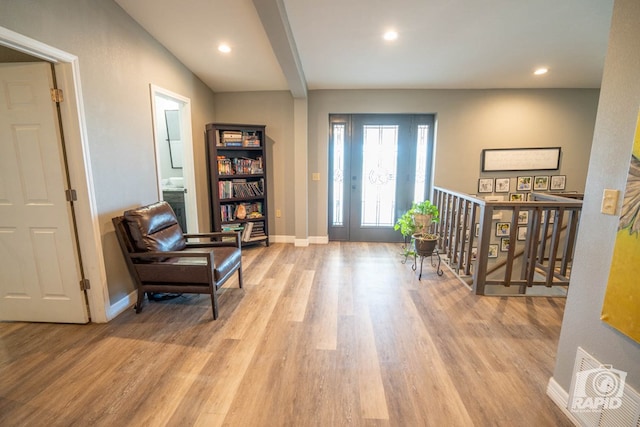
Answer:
275, 209, 281, 218
312, 173, 320, 181
601, 189, 619, 215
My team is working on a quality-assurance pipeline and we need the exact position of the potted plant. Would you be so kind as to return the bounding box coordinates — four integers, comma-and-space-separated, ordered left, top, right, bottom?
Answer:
411, 200, 440, 233
394, 200, 440, 257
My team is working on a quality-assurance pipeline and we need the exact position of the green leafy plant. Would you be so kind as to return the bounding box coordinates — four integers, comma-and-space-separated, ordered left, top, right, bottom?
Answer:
395, 200, 440, 259
412, 200, 440, 222
394, 209, 417, 238
394, 200, 440, 238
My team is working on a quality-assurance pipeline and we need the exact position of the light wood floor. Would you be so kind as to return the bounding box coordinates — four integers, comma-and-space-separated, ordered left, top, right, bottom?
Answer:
0, 242, 572, 426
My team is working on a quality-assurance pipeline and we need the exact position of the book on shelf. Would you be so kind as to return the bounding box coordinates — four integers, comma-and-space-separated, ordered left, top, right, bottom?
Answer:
217, 157, 233, 175
241, 221, 254, 242
222, 223, 244, 232
232, 181, 264, 198
242, 131, 261, 147
218, 180, 234, 199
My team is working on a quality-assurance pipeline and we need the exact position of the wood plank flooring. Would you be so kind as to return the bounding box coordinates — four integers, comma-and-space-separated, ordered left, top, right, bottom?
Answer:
0, 242, 572, 426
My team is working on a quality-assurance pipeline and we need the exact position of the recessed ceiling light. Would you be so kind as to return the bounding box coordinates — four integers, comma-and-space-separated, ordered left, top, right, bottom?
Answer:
383, 31, 398, 41
534, 68, 549, 75
218, 44, 231, 53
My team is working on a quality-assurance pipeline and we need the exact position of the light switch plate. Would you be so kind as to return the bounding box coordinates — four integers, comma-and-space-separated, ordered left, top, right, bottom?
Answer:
312, 173, 320, 181
601, 189, 619, 215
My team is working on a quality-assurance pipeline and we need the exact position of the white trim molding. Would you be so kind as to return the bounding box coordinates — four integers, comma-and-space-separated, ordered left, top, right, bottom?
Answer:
546, 377, 580, 426
0, 25, 110, 322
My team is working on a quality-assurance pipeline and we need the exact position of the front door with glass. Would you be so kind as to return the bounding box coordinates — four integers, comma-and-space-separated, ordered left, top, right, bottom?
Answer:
329, 114, 435, 242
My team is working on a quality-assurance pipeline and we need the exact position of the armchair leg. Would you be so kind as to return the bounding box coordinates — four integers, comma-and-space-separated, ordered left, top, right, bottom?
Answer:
134, 288, 145, 313
237, 267, 243, 289
211, 289, 219, 320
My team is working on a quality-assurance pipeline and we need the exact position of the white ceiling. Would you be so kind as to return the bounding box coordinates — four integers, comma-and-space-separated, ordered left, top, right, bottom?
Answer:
115, 0, 614, 94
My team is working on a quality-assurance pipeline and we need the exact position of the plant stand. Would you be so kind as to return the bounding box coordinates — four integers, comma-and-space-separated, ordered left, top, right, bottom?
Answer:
411, 236, 443, 279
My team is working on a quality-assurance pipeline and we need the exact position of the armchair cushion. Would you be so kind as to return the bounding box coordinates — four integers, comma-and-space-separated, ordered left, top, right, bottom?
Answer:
124, 201, 186, 252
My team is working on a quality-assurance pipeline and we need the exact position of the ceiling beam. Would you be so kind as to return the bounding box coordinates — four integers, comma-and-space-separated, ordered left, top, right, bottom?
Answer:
252, 0, 307, 98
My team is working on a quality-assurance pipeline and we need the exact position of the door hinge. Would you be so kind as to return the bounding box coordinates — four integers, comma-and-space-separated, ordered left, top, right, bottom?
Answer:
50, 88, 64, 103
65, 189, 77, 202
80, 278, 91, 291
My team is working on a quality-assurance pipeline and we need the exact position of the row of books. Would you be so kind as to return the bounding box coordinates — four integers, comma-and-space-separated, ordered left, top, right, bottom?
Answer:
220, 202, 264, 222
217, 156, 263, 175
218, 180, 264, 199
242, 221, 266, 242
215, 130, 262, 148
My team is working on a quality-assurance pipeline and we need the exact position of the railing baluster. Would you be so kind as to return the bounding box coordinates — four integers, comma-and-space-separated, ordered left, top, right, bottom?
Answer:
431, 187, 582, 295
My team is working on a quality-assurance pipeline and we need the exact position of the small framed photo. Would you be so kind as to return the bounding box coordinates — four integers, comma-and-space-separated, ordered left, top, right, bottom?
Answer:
471, 247, 478, 261
496, 222, 510, 237
517, 210, 529, 225
509, 193, 525, 201
488, 244, 499, 258
474, 222, 480, 237
534, 175, 549, 191
550, 175, 566, 190
500, 237, 510, 252
517, 176, 532, 191
495, 178, 510, 193
478, 178, 494, 193
517, 226, 528, 241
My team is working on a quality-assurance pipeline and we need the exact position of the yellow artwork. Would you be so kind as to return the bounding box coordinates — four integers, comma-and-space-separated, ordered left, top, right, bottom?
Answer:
601, 110, 640, 343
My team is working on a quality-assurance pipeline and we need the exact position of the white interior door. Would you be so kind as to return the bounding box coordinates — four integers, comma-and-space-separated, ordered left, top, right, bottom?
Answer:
0, 62, 88, 323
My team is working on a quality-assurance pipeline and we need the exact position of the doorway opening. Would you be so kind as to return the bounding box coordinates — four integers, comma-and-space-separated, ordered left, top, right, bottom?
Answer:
328, 114, 436, 242
150, 85, 198, 233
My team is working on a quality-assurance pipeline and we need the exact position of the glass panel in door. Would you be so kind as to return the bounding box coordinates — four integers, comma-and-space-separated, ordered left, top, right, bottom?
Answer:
349, 115, 413, 242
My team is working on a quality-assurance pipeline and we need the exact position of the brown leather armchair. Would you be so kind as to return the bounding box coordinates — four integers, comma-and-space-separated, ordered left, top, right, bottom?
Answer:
112, 201, 243, 320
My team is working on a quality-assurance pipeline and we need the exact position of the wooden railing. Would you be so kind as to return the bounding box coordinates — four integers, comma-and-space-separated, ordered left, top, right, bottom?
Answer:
432, 187, 583, 296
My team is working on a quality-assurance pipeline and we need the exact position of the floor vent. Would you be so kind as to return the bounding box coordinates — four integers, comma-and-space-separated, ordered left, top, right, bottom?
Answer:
568, 347, 640, 426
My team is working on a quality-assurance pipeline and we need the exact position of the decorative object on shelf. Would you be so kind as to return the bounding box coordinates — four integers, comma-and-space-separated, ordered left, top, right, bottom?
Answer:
206, 123, 269, 246
235, 204, 246, 220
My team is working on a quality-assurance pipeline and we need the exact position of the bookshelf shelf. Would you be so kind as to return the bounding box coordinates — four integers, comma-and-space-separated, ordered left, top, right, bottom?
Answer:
206, 123, 269, 246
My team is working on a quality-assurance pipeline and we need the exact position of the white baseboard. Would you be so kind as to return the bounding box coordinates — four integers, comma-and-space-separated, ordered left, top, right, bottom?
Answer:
106, 290, 136, 321
294, 238, 309, 247
309, 235, 329, 244
270, 234, 295, 244
269, 235, 329, 245
546, 377, 581, 426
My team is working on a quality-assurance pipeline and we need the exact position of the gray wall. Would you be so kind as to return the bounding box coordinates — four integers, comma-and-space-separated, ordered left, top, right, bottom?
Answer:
0, 0, 217, 303
553, 0, 640, 394
307, 89, 599, 237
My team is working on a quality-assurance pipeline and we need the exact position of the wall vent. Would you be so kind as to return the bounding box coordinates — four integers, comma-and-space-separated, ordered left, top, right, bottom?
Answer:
568, 347, 640, 427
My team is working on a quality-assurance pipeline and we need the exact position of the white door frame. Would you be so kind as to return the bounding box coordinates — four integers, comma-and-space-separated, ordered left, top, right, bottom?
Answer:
150, 85, 199, 233
0, 26, 110, 322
